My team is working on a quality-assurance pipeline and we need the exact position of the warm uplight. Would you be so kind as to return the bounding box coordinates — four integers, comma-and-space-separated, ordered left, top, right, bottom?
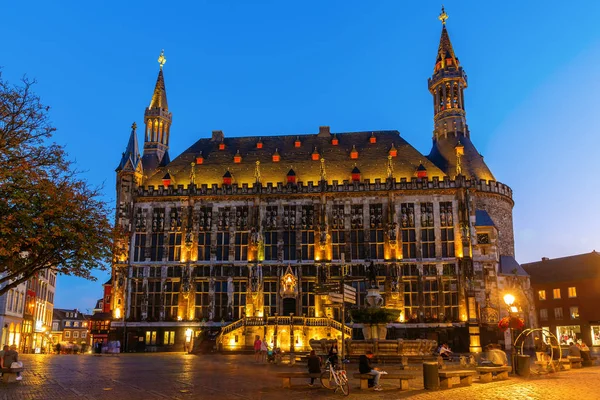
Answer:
503, 294, 515, 307
114, 307, 122, 319
185, 328, 193, 342
510, 306, 519, 313
177, 316, 183, 321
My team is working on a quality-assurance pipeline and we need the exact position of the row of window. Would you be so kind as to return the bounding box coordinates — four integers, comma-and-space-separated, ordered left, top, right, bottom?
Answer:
145, 330, 175, 346
539, 306, 579, 321
538, 287, 577, 300
64, 330, 87, 339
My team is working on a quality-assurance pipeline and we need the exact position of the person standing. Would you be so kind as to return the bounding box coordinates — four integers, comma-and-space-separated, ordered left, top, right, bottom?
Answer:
307, 350, 321, 387
260, 339, 268, 362
359, 351, 383, 391
328, 342, 339, 367
253, 336, 262, 362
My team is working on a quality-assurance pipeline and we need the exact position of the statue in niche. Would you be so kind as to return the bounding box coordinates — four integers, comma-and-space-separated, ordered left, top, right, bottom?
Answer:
367, 261, 378, 288
227, 276, 234, 311
388, 221, 398, 242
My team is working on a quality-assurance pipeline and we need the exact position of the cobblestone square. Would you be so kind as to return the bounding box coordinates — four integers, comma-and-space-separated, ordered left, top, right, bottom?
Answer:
1, 354, 600, 400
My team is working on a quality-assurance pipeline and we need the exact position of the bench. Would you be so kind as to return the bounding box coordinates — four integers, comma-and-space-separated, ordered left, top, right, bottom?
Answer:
1, 367, 24, 383
476, 366, 511, 383
275, 372, 321, 388
438, 370, 477, 389
567, 357, 583, 369
353, 373, 415, 390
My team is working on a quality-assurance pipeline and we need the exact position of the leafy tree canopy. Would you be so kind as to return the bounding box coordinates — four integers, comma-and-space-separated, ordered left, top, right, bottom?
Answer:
0, 73, 113, 296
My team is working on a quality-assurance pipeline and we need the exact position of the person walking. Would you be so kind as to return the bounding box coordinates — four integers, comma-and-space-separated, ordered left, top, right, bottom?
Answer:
307, 350, 321, 387
253, 336, 262, 362
359, 351, 383, 391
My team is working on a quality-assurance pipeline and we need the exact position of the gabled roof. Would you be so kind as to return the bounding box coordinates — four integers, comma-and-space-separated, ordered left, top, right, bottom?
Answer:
475, 210, 496, 227
145, 130, 446, 187
522, 251, 600, 284
499, 256, 528, 277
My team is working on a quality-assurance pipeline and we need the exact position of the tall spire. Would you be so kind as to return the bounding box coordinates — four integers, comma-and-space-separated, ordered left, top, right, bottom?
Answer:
116, 122, 142, 174
143, 50, 173, 172
426, 7, 495, 181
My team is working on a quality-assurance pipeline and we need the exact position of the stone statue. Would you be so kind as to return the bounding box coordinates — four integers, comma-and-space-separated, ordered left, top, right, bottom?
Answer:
367, 261, 378, 288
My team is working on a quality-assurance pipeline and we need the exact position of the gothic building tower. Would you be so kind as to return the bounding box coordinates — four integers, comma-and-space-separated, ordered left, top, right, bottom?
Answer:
142, 50, 172, 172
109, 10, 532, 355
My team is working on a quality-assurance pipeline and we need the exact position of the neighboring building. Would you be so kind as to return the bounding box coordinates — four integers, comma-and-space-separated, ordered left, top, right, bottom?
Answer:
51, 309, 91, 352
28, 269, 57, 353
0, 280, 27, 349
90, 278, 114, 349
523, 251, 600, 348
110, 10, 527, 353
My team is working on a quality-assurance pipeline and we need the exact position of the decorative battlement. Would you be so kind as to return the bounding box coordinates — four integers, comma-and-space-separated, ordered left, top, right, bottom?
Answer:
136, 176, 513, 199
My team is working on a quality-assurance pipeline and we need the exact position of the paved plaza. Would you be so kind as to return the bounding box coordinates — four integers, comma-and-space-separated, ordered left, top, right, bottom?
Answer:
2, 353, 600, 400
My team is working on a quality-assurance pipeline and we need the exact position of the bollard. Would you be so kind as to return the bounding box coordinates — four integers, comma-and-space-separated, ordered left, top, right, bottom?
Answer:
516, 355, 531, 378
423, 362, 440, 390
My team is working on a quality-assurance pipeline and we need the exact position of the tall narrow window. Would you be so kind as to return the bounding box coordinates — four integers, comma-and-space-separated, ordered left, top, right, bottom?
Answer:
554, 307, 563, 319
283, 206, 296, 261
402, 264, 419, 321
263, 281, 278, 317
440, 202, 455, 257
539, 308, 548, 321
197, 232, 211, 261
194, 281, 210, 319
216, 232, 230, 261
350, 205, 365, 260
420, 203, 435, 258
331, 205, 346, 261
538, 290, 546, 301
300, 205, 315, 261
301, 281, 316, 317
167, 232, 182, 261
369, 204, 384, 260
134, 233, 147, 262
401, 203, 416, 259
234, 232, 248, 261
568, 287, 577, 298
553, 288, 561, 299
264, 231, 278, 261
149, 233, 164, 261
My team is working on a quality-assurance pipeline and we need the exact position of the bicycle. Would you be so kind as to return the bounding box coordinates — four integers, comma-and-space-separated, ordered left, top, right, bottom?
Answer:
320, 359, 350, 396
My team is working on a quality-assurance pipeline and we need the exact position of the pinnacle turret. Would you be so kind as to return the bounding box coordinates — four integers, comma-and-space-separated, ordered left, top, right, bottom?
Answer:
116, 122, 142, 174
142, 50, 173, 172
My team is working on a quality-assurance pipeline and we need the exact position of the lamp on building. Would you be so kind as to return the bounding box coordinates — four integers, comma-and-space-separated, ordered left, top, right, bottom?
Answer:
503, 293, 519, 374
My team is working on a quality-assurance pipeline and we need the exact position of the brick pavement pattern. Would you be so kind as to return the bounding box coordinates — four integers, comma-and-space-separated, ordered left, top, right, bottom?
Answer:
1, 354, 600, 400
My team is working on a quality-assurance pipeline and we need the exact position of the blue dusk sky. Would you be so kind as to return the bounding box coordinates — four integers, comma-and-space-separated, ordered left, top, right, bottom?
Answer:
3, 1, 599, 312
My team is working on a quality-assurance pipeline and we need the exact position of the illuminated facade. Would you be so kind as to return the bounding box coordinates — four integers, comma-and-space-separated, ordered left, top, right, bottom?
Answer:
111, 12, 525, 352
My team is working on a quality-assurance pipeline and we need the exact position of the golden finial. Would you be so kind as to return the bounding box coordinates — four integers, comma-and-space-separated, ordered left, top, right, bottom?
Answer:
254, 160, 261, 184
387, 154, 394, 179
131, 122, 137, 132
190, 162, 196, 185
320, 158, 327, 182
438, 5, 448, 25
158, 49, 166, 69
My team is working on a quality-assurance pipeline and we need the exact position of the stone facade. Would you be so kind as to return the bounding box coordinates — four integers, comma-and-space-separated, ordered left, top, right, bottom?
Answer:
110, 16, 529, 353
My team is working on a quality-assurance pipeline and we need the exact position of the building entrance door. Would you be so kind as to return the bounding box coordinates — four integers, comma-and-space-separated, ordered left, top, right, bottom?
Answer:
282, 298, 296, 316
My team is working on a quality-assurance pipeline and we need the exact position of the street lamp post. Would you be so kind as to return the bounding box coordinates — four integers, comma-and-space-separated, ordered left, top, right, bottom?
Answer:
503, 293, 519, 373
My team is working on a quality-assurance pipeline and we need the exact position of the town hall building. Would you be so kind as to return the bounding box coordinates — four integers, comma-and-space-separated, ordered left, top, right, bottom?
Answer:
110, 10, 532, 353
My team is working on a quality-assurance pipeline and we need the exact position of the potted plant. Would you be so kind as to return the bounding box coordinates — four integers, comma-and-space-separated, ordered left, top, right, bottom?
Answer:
350, 308, 401, 340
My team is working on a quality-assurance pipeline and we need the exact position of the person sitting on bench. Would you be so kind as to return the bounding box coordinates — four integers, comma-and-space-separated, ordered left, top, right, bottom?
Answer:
485, 344, 508, 367
359, 351, 383, 391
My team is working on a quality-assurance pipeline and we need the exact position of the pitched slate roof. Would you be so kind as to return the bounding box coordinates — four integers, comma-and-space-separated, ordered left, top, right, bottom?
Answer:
475, 210, 495, 227
149, 69, 168, 111
499, 255, 528, 276
522, 251, 600, 284
145, 130, 446, 187
428, 135, 495, 181
116, 125, 141, 172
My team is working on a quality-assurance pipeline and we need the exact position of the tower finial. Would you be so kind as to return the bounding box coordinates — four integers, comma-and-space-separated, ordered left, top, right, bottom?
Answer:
131, 122, 137, 132
158, 49, 166, 70
438, 5, 448, 25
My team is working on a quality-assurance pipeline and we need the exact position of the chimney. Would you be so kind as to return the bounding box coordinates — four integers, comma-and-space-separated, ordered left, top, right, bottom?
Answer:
318, 126, 331, 137
211, 130, 224, 142
541, 257, 549, 261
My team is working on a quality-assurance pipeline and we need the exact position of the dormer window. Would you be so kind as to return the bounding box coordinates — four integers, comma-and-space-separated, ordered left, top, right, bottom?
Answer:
272, 148, 280, 162
416, 163, 427, 178
331, 135, 339, 146
294, 137, 301, 148
195, 152, 204, 165
162, 172, 172, 187
287, 169, 297, 184
311, 147, 320, 161
233, 150, 242, 163
223, 171, 232, 185
350, 145, 359, 159
256, 138, 263, 149
351, 166, 361, 182
389, 144, 397, 157
218, 141, 225, 150
369, 132, 376, 144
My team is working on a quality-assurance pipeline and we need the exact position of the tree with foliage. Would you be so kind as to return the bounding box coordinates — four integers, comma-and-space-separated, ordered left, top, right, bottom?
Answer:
0, 73, 113, 296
